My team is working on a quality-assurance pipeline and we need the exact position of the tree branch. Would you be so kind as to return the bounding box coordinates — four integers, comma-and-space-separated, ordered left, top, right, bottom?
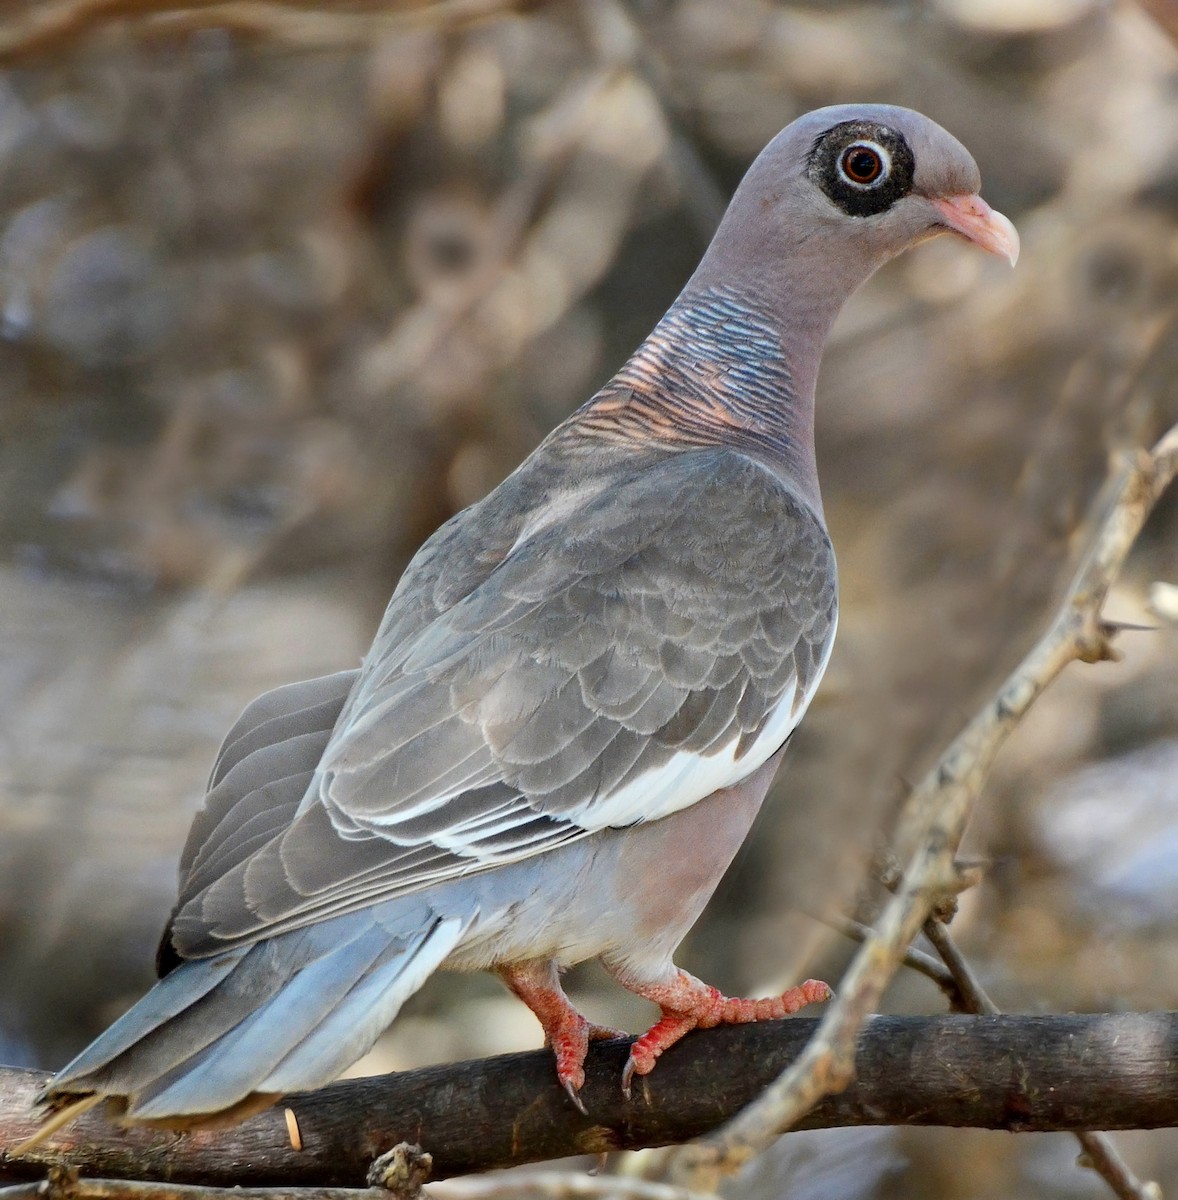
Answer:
664, 419, 1178, 1189
921, 919, 1162, 1200
0, 0, 531, 64
0, 1171, 392, 1200
2, 1013, 1177, 1188
0, 1168, 718, 1200
806, 909, 966, 1009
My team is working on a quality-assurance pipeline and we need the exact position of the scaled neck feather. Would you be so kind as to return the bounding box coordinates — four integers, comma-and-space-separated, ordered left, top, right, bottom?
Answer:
564, 282, 825, 514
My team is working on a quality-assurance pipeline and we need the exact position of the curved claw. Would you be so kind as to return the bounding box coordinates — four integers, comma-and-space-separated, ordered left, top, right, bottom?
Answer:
621, 1055, 636, 1100
563, 1076, 588, 1116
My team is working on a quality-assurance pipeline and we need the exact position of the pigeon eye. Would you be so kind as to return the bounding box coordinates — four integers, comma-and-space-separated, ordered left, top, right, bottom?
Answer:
809, 120, 914, 217
838, 142, 889, 187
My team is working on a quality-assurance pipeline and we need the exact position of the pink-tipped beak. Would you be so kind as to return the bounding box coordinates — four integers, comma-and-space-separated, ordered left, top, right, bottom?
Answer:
928, 193, 1019, 266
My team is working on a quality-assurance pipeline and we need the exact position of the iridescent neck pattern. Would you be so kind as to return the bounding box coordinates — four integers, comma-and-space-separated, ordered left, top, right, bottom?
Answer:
567, 285, 801, 461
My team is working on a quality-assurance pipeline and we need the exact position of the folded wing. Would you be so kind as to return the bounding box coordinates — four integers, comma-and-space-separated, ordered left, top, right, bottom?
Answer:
165, 448, 837, 959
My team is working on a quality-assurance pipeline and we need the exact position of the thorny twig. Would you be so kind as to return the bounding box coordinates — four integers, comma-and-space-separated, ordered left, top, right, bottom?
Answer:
664, 420, 1178, 1190
921, 919, 1163, 1200
805, 910, 965, 1009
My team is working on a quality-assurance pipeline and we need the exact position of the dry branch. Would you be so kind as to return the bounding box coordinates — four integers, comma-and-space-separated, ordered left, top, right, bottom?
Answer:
2, 1013, 1177, 1188
808, 910, 965, 1008
0, 1168, 717, 1200
665, 421, 1178, 1189
0, 0, 528, 63
920, 919, 1162, 1200
0, 1171, 391, 1200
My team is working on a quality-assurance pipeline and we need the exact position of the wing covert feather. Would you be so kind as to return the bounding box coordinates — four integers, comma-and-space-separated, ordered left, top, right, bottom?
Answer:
170, 449, 837, 957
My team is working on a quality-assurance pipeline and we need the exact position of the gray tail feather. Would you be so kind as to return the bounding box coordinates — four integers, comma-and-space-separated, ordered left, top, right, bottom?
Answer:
44, 944, 253, 1089
48, 907, 472, 1121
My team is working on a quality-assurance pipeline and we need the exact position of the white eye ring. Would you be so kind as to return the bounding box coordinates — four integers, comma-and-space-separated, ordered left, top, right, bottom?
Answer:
836, 140, 892, 188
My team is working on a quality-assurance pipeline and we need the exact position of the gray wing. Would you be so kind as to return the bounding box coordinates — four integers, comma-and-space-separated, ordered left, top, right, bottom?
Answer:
158, 670, 360, 974
167, 448, 836, 957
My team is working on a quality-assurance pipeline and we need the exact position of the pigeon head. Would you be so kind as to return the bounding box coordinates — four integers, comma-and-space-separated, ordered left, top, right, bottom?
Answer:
794, 104, 1018, 265
690, 103, 1017, 324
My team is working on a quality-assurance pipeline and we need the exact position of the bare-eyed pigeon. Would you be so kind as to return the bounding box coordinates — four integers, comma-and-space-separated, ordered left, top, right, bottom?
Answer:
26, 103, 1017, 1137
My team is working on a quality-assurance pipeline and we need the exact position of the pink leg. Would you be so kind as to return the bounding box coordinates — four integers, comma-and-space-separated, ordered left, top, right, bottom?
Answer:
606, 964, 832, 1094
498, 960, 626, 1114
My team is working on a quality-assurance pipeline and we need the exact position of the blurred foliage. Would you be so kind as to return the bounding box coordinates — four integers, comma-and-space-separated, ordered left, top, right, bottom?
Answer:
1, 0, 1178, 1195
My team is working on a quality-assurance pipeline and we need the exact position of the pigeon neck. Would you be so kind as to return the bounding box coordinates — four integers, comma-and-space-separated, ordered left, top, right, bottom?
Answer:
585, 283, 827, 512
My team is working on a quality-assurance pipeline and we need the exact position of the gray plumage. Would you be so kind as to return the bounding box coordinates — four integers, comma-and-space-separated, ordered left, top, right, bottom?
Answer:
169, 451, 833, 956
38, 103, 1016, 1127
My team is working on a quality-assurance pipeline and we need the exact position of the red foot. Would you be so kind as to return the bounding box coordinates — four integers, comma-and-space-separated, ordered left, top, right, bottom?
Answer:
618, 971, 832, 1094
499, 961, 624, 1114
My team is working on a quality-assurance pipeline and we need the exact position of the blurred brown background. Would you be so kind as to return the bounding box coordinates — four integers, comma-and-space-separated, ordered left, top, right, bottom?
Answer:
2, 0, 1178, 1195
